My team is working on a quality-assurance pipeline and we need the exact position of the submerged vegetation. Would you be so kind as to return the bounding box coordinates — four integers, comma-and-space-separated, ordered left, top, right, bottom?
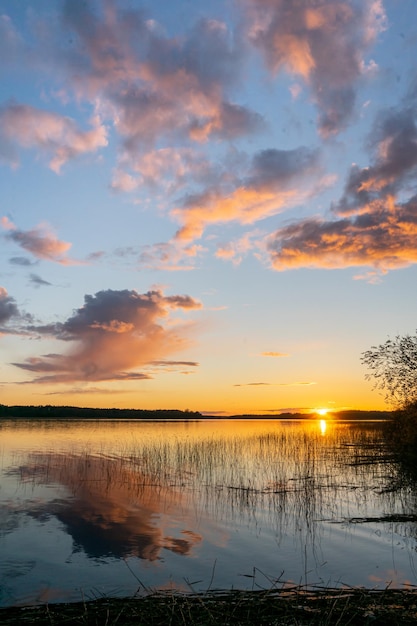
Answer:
2, 419, 416, 623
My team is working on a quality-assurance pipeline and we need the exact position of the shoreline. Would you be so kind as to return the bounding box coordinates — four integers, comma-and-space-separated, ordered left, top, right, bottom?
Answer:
0, 404, 392, 421
1, 587, 416, 625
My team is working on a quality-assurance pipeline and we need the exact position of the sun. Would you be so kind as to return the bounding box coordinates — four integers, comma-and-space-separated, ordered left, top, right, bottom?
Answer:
317, 408, 328, 416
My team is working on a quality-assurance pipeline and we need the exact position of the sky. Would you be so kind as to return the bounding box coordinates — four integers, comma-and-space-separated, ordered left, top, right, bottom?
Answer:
1, 0, 417, 416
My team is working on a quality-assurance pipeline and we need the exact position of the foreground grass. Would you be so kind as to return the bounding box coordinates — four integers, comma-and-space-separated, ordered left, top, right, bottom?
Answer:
2, 588, 417, 625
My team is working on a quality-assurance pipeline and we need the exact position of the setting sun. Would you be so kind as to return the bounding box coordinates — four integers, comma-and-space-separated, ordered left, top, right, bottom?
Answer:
317, 409, 328, 416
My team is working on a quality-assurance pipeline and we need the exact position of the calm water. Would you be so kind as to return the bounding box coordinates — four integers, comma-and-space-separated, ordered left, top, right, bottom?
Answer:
1, 419, 416, 606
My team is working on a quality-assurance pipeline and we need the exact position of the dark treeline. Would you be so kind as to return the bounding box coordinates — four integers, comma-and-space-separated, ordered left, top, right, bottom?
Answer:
0, 404, 202, 420
0, 404, 391, 421
228, 410, 391, 420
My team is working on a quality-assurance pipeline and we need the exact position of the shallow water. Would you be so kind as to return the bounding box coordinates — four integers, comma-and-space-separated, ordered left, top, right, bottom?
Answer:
0, 419, 416, 606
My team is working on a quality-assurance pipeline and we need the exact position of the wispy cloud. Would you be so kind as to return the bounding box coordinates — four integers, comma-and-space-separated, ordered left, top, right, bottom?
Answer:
244, 0, 386, 136
2, 218, 79, 265
14, 288, 202, 383
260, 351, 289, 357
9, 256, 37, 267
139, 241, 206, 271
0, 102, 107, 172
215, 230, 261, 266
111, 147, 217, 195
234, 381, 316, 387
28, 273, 52, 288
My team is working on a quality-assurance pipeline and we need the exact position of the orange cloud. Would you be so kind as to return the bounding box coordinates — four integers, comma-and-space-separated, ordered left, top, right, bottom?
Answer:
334, 108, 417, 217
174, 147, 321, 241
14, 288, 202, 383
267, 195, 417, 273
261, 352, 289, 357
267, 104, 417, 275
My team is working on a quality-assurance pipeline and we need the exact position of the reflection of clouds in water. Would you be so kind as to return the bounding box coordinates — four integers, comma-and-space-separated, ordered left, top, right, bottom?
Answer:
0, 559, 36, 580
16, 453, 218, 561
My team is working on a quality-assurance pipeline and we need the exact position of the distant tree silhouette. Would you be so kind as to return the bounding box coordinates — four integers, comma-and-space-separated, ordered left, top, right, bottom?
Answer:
361, 332, 417, 407
362, 332, 417, 475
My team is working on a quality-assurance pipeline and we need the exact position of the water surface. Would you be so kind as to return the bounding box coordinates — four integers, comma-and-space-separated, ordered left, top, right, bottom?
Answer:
1, 419, 416, 606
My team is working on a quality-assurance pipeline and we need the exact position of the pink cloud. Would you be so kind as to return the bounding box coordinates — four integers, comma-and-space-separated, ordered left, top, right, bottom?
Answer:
111, 147, 215, 194
55, 4, 259, 150
215, 231, 260, 266
2, 219, 78, 265
0, 102, 107, 172
139, 241, 206, 271
244, 0, 386, 135
14, 288, 202, 383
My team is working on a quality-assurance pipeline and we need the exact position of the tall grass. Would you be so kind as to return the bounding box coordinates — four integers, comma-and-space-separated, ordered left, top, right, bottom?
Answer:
14, 421, 411, 536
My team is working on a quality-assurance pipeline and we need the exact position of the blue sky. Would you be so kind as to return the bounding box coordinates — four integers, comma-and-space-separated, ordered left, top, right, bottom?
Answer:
1, 0, 417, 414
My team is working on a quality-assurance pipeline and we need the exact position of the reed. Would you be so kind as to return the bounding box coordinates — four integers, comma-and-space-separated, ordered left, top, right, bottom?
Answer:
1, 585, 417, 625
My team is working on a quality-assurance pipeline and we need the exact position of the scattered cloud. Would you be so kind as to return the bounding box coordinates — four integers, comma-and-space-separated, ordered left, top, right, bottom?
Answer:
139, 241, 206, 271
267, 103, 417, 275
0, 286, 31, 334
0, 286, 20, 325
2, 218, 78, 265
173, 147, 322, 241
54, 3, 259, 151
44, 387, 135, 396
334, 107, 417, 216
215, 230, 261, 266
9, 256, 37, 267
234, 381, 316, 387
111, 147, 217, 195
234, 382, 271, 387
14, 288, 202, 383
260, 351, 289, 357
267, 195, 417, 273
29, 273, 52, 288
0, 102, 107, 172
151, 360, 199, 367
244, 0, 386, 135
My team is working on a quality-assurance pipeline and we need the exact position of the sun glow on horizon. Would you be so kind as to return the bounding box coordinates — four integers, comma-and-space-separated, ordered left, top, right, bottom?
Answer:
317, 408, 328, 416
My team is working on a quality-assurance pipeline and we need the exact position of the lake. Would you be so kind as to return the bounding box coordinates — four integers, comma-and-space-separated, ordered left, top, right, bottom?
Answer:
1, 418, 416, 607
